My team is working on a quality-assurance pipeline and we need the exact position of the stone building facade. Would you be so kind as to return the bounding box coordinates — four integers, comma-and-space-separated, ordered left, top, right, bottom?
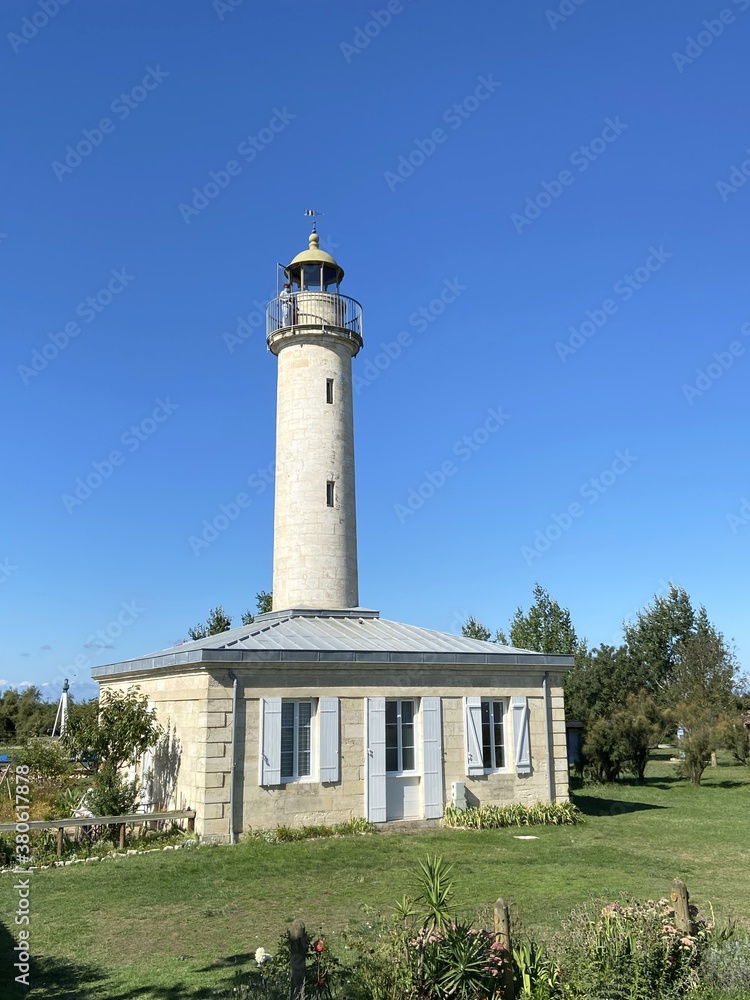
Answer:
93, 608, 570, 842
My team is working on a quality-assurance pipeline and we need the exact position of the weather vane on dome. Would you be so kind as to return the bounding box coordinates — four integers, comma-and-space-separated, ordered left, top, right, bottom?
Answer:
304, 208, 324, 233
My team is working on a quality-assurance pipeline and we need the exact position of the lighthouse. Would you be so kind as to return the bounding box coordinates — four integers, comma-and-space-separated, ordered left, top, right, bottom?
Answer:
94, 223, 574, 842
267, 226, 363, 610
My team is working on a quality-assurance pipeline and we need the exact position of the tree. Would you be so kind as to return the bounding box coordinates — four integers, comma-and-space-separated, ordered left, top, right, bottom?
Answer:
63, 687, 163, 817
669, 622, 740, 785
623, 584, 697, 694
613, 690, 665, 784
564, 644, 633, 725
190, 593, 273, 635
461, 616, 492, 642
505, 583, 578, 654
188, 605, 233, 640
0, 686, 58, 741
256, 590, 273, 614
718, 713, 750, 769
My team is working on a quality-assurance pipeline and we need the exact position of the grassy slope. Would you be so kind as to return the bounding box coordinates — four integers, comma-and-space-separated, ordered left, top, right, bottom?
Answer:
1, 752, 748, 999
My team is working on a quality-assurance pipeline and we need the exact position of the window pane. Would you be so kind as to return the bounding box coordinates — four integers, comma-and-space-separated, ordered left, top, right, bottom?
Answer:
401, 701, 415, 771
386, 699, 399, 772
297, 703, 312, 778
302, 264, 321, 290
281, 703, 295, 778
493, 702, 504, 769
481, 700, 492, 769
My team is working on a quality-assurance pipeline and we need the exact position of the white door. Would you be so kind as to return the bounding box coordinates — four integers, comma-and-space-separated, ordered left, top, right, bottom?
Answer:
385, 699, 420, 820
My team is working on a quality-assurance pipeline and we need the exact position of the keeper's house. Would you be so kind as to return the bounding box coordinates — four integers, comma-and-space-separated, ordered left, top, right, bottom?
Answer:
92, 228, 572, 842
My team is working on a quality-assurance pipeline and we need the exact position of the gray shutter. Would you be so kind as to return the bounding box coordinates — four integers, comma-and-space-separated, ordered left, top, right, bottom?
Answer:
511, 696, 532, 775
319, 697, 340, 783
366, 697, 386, 822
464, 696, 484, 776
421, 697, 443, 819
259, 697, 281, 786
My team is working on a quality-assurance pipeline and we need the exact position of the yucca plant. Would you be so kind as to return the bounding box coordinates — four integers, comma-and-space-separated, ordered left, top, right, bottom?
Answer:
421, 922, 505, 999
412, 855, 455, 930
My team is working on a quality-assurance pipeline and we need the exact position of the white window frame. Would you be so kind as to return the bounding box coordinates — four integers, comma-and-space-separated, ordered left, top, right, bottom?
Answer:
280, 699, 316, 783
385, 698, 418, 776
480, 698, 508, 774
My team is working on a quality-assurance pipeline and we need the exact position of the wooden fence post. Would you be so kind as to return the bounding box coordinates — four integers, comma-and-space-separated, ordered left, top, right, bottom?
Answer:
671, 878, 692, 935
187, 813, 195, 833
288, 918, 308, 999
56, 827, 64, 858
118, 823, 126, 849
494, 897, 515, 1000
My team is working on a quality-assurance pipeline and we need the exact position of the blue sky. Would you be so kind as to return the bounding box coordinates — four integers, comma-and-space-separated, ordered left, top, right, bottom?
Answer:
2, 0, 749, 700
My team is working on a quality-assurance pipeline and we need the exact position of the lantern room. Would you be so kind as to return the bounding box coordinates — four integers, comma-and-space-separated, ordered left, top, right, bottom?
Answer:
285, 230, 344, 292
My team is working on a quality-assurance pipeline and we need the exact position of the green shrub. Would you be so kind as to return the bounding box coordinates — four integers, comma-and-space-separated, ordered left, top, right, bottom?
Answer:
14, 739, 70, 781
443, 801, 581, 830
513, 938, 561, 999
552, 897, 711, 999
251, 817, 374, 844
699, 932, 750, 997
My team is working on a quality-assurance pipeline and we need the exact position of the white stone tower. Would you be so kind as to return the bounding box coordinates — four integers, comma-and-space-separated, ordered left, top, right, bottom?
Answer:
267, 227, 363, 610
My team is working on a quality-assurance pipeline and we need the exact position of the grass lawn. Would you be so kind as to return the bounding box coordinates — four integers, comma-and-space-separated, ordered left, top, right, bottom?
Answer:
2, 751, 748, 999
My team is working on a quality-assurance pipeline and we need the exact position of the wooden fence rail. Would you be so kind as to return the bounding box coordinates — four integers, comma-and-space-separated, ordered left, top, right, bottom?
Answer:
0, 809, 196, 856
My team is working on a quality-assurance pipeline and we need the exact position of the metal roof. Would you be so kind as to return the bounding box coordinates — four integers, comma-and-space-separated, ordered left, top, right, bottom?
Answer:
91, 608, 574, 679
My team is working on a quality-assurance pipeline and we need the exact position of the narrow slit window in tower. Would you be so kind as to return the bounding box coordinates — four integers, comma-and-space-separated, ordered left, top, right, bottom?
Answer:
326, 481, 335, 507
326, 378, 334, 404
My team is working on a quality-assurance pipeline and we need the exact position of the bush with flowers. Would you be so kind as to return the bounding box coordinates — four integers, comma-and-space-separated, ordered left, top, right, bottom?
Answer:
551, 896, 712, 1000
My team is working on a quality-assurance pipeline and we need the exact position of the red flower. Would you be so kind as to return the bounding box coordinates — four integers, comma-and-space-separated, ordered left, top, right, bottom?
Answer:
313, 938, 325, 953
